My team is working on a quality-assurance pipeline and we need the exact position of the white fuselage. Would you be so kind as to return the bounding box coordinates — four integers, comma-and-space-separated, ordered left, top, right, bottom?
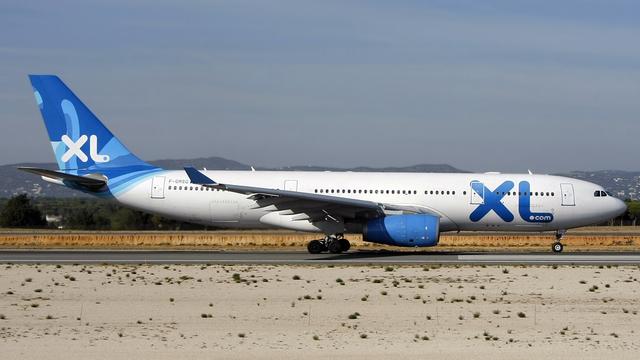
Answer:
114, 170, 626, 234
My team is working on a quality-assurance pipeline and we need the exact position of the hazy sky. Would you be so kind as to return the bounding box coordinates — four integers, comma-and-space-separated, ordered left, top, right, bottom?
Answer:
2, 1, 640, 172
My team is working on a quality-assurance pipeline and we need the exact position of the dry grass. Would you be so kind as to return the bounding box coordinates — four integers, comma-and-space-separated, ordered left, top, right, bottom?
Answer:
0, 227, 638, 250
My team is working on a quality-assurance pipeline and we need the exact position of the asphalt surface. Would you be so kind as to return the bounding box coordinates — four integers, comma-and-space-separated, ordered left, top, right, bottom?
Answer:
1, 250, 640, 265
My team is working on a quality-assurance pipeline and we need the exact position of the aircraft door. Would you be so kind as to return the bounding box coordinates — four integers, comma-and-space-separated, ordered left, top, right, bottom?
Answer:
284, 180, 298, 192
560, 183, 575, 206
470, 181, 484, 205
151, 176, 166, 199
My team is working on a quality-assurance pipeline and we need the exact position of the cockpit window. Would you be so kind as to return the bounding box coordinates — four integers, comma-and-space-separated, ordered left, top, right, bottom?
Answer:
594, 190, 608, 197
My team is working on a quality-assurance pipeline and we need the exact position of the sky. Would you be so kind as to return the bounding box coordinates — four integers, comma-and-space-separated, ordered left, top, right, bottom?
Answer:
1, 0, 640, 173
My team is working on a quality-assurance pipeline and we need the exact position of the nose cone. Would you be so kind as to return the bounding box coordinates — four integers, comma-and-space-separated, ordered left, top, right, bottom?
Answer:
613, 198, 628, 217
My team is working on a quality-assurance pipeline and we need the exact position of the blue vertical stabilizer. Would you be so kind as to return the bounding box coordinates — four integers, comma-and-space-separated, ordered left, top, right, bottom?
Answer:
28, 75, 159, 179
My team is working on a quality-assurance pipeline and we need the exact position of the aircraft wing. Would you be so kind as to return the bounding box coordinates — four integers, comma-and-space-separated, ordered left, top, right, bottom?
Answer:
184, 167, 434, 222
18, 167, 107, 190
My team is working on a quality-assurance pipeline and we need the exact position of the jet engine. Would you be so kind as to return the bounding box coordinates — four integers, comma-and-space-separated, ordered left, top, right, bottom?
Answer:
362, 214, 440, 247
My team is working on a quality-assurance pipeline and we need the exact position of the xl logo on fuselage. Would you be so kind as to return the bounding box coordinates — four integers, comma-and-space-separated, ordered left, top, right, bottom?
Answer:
61, 135, 110, 163
469, 180, 554, 223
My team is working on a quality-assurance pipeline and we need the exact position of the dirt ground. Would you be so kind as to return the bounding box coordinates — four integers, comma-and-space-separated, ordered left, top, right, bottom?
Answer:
1, 263, 639, 359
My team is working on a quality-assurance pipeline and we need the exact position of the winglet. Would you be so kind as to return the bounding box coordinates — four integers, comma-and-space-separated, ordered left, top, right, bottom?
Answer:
184, 167, 217, 185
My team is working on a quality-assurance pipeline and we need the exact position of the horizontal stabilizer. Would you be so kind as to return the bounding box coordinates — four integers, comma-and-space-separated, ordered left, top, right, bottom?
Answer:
18, 167, 107, 190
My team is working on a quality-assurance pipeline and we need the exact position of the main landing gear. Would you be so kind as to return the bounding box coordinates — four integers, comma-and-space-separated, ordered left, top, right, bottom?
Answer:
552, 229, 566, 253
307, 234, 351, 254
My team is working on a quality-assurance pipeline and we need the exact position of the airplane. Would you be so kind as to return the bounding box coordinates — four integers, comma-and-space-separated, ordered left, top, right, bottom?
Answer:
21, 75, 627, 254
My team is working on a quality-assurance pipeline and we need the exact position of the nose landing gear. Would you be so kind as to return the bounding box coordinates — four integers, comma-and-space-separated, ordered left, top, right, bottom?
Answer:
552, 242, 564, 253
552, 229, 566, 253
307, 234, 351, 254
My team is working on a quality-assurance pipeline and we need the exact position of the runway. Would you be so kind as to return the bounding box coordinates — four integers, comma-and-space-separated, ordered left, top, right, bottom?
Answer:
2, 250, 640, 265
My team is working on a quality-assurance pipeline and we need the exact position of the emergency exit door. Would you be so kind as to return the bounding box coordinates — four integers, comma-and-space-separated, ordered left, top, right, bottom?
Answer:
151, 176, 166, 199
560, 183, 575, 206
470, 181, 484, 205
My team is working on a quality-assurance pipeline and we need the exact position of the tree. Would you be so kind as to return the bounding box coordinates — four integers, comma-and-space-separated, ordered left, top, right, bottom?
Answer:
625, 200, 640, 226
0, 194, 47, 228
63, 207, 110, 230
110, 208, 153, 230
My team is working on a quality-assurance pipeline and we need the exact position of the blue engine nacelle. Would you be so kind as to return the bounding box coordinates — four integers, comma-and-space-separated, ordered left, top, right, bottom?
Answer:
362, 214, 440, 247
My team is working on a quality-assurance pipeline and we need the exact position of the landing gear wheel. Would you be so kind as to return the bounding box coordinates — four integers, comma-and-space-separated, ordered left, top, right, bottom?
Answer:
328, 240, 343, 254
307, 240, 325, 254
552, 242, 564, 253
338, 239, 351, 252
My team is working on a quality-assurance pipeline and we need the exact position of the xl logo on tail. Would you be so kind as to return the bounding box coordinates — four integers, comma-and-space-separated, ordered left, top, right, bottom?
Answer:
61, 135, 110, 163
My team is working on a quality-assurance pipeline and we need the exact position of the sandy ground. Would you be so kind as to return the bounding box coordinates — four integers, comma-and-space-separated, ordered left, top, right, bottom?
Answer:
1, 264, 640, 359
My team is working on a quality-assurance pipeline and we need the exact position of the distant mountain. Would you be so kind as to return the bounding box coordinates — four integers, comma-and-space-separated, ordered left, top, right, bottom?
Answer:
151, 157, 250, 171
0, 157, 466, 198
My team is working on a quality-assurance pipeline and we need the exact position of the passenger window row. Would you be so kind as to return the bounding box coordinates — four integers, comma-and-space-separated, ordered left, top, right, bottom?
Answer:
425, 190, 457, 195
314, 189, 463, 196
168, 185, 219, 191
167, 185, 556, 198
315, 189, 419, 195
495, 191, 555, 197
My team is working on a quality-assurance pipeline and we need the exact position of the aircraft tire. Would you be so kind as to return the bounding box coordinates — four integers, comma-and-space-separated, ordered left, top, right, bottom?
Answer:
328, 240, 343, 254
307, 240, 325, 254
552, 242, 564, 253
339, 239, 351, 252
